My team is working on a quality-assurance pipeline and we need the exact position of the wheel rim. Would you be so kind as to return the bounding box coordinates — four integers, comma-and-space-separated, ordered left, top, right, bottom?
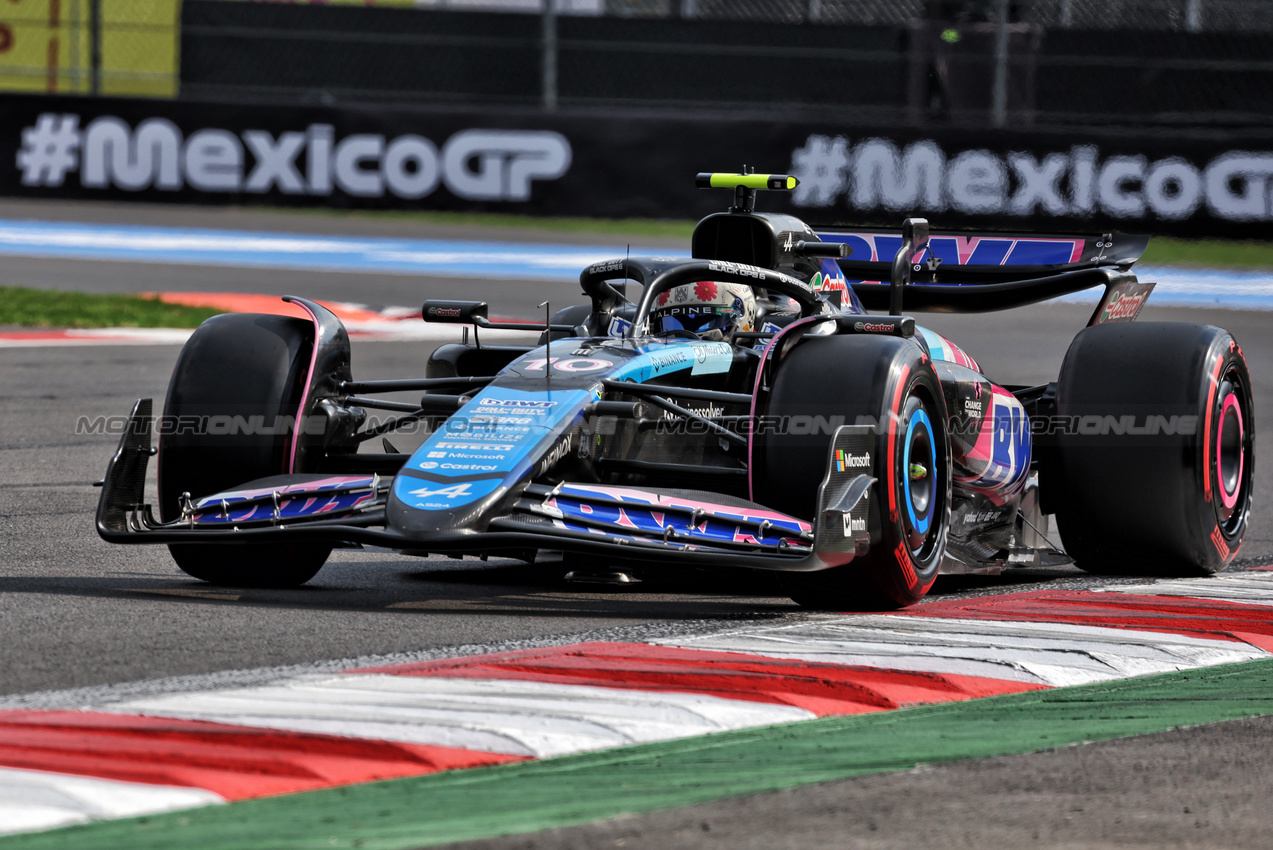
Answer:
1214, 373, 1248, 527
902, 404, 937, 552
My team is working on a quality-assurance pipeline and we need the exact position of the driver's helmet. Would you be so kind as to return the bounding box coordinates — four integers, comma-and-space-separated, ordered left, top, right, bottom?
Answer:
651, 281, 756, 340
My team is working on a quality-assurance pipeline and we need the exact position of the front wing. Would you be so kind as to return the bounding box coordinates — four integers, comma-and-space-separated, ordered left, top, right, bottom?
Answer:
97, 399, 876, 574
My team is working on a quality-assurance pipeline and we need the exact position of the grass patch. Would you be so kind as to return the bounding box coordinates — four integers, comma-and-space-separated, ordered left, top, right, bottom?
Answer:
1141, 236, 1273, 270
0, 287, 223, 329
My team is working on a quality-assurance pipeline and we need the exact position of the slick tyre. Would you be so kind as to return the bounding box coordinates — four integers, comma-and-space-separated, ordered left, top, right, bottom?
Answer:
760, 334, 951, 609
158, 313, 331, 587
1052, 322, 1254, 575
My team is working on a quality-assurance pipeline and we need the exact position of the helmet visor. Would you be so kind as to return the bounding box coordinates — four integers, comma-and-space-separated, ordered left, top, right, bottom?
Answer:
654, 308, 732, 336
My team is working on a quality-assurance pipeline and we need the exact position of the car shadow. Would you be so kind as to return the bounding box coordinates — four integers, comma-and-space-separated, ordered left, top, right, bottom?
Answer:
0, 551, 1093, 620
0, 554, 803, 621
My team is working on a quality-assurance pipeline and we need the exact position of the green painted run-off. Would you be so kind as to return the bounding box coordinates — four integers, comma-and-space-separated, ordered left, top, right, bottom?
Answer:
6, 658, 1273, 850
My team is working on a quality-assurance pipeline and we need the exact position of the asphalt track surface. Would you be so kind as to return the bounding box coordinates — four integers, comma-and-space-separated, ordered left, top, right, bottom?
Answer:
1, 199, 1271, 847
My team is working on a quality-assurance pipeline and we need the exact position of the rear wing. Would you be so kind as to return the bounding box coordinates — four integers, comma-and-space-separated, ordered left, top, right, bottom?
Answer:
690, 172, 1150, 317
816, 223, 1150, 315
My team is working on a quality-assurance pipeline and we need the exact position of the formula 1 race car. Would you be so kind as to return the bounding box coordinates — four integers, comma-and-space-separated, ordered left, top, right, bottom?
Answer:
96, 172, 1256, 609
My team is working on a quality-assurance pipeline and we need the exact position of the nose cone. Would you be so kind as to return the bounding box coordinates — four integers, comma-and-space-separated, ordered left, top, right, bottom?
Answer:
387, 386, 594, 536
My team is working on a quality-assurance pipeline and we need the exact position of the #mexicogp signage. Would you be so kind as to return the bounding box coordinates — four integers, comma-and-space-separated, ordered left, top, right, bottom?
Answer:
787, 134, 1273, 237
6, 97, 574, 205
1, 93, 1271, 239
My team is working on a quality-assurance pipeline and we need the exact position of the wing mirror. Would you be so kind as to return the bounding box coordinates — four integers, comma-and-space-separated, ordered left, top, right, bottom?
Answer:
422, 301, 489, 324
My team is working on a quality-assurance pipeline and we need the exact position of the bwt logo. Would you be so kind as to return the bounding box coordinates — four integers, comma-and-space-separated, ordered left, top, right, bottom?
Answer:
15, 114, 572, 201
790, 134, 1273, 223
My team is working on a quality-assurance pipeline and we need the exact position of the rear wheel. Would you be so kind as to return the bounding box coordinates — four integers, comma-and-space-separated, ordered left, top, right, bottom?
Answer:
159, 313, 331, 587
760, 334, 951, 609
1051, 322, 1254, 575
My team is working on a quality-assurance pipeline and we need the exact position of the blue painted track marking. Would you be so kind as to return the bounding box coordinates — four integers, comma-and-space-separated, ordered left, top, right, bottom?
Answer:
0, 219, 659, 282
1055, 266, 1273, 311
0, 219, 1269, 309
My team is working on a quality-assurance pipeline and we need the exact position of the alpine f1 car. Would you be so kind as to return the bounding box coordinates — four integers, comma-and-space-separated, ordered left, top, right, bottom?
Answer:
96, 172, 1255, 609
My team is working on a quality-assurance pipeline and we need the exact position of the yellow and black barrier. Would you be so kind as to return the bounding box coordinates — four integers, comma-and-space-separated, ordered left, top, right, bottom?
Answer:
0, 0, 179, 98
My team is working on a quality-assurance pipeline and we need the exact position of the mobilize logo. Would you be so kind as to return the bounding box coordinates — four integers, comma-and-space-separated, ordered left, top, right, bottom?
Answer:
15, 114, 572, 201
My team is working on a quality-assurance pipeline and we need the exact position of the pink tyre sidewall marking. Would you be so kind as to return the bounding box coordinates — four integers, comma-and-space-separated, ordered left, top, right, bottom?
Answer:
1216, 391, 1244, 511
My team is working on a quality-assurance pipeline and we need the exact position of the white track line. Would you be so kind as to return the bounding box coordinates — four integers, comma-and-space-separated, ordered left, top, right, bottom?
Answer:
0, 766, 223, 836
0, 328, 195, 347
7, 576, 1273, 836
654, 616, 1267, 688
1101, 572, 1273, 606
0, 325, 540, 348
111, 674, 814, 759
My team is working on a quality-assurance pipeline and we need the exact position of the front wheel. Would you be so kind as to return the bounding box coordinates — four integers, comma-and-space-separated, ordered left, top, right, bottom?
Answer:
759, 334, 951, 609
159, 313, 331, 588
